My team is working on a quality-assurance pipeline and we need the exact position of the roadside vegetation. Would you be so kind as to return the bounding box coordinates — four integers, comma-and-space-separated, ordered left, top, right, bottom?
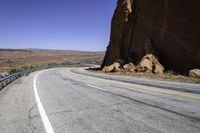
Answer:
9, 62, 93, 75
10, 64, 42, 74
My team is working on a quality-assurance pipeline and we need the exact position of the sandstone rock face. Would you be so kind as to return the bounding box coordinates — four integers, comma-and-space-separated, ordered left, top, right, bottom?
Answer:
102, 0, 200, 73
136, 54, 164, 74
102, 62, 121, 73
189, 69, 200, 78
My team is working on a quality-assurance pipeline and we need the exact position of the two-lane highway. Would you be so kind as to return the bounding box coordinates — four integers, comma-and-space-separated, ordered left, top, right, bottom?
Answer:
0, 68, 200, 133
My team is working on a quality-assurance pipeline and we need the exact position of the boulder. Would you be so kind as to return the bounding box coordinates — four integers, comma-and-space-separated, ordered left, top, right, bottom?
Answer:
136, 54, 164, 74
153, 60, 164, 75
189, 69, 200, 78
137, 54, 154, 72
123, 63, 135, 72
102, 62, 121, 73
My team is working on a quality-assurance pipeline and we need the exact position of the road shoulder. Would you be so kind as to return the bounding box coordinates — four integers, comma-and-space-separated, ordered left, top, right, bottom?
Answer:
71, 68, 200, 94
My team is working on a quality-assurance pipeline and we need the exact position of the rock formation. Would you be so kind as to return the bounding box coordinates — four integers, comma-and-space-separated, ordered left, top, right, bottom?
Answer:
136, 54, 164, 74
189, 69, 200, 78
102, 54, 164, 74
102, 62, 121, 73
102, 0, 200, 73
123, 63, 135, 72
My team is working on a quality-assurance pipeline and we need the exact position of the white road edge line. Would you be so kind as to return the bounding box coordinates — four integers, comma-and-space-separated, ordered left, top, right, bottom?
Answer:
87, 84, 107, 92
33, 71, 55, 133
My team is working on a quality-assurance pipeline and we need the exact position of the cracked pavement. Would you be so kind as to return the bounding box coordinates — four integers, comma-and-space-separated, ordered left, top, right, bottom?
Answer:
0, 73, 44, 133
0, 68, 200, 133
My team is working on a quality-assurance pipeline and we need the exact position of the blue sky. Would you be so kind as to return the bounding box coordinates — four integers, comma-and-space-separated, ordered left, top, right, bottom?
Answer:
0, 0, 116, 51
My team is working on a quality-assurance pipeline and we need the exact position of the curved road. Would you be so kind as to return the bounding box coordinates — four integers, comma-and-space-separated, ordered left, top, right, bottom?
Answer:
0, 68, 200, 133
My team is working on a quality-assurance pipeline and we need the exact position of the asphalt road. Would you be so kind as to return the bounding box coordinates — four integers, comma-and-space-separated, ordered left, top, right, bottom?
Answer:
0, 68, 200, 133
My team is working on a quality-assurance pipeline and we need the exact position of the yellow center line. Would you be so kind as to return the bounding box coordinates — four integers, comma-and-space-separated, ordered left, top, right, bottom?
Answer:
69, 70, 200, 100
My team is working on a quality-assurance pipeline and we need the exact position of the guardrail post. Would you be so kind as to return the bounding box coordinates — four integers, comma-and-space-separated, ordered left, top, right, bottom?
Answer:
0, 82, 2, 90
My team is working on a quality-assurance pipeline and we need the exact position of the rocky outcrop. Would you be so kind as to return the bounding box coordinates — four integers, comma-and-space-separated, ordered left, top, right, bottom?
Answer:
102, 54, 164, 74
136, 54, 164, 74
123, 63, 135, 72
189, 69, 200, 78
102, 62, 121, 73
102, 0, 200, 73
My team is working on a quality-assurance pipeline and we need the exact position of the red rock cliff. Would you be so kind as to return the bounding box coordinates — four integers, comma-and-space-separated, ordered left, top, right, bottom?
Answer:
102, 0, 200, 73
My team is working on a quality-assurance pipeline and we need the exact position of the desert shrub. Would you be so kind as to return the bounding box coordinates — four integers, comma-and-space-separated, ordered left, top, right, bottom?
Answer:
10, 67, 23, 73
10, 64, 41, 74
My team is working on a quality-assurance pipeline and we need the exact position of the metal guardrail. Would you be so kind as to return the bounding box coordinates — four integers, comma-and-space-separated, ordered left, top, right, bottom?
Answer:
0, 73, 21, 90
0, 68, 41, 90
0, 64, 78, 90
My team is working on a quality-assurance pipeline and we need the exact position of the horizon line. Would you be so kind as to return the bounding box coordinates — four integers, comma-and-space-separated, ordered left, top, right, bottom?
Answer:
0, 48, 105, 52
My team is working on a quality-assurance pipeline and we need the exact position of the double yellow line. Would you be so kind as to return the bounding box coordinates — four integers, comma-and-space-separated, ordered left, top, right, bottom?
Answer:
70, 70, 200, 100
